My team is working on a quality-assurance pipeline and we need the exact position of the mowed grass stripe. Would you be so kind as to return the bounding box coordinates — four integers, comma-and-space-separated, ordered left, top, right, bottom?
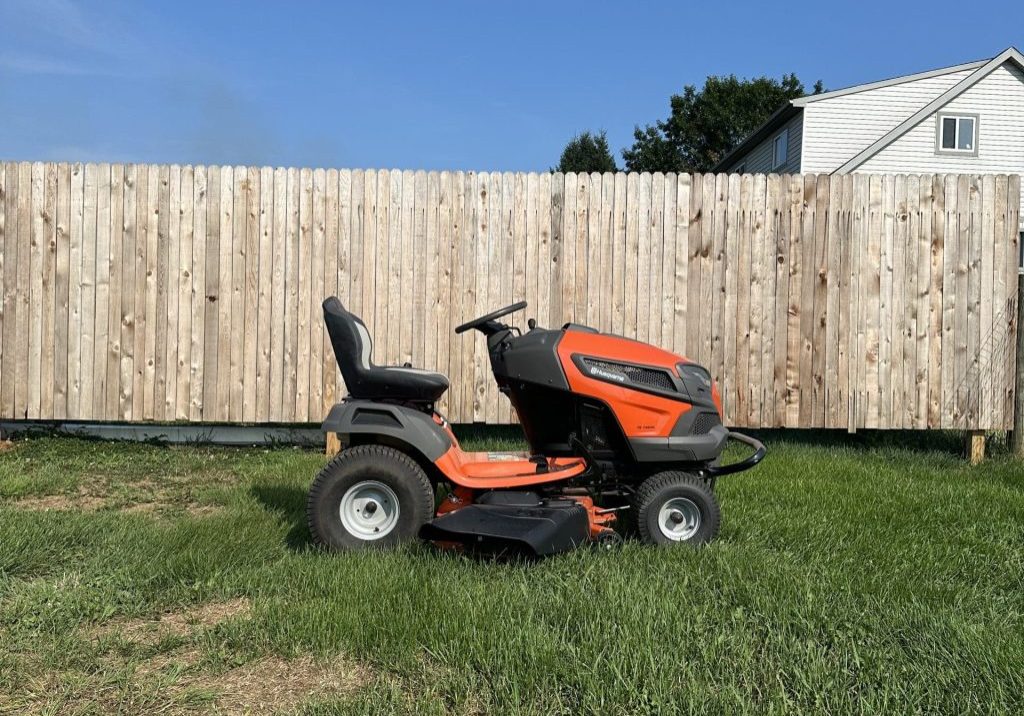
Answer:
0, 434, 1022, 714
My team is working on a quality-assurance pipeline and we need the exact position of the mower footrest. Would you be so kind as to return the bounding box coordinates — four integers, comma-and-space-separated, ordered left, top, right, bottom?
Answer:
420, 500, 589, 556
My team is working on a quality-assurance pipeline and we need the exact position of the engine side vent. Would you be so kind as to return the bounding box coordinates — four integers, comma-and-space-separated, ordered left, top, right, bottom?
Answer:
580, 358, 675, 392
691, 411, 721, 435
351, 408, 403, 428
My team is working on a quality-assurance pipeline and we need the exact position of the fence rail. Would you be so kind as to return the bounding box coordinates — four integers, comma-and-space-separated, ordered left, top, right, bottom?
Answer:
0, 163, 1019, 429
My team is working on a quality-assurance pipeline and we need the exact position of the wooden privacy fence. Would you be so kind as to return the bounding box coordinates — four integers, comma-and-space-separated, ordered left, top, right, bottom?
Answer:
0, 162, 1019, 429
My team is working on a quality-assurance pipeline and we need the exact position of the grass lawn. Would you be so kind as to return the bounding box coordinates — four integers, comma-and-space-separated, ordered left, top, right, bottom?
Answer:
0, 430, 1022, 715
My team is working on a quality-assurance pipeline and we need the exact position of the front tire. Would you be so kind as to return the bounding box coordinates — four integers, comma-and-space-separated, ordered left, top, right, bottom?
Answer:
633, 472, 720, 546
307, 445, 435, 551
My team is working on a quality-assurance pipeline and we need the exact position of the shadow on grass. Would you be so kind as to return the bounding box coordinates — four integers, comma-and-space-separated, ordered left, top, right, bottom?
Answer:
248, 479, 573, 563
250, 483, 312, 550
741, 427, 1015, 458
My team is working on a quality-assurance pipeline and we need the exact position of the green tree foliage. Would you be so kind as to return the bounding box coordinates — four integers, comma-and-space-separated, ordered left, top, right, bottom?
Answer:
622, 74, 824, 173
556, 130, 618, 173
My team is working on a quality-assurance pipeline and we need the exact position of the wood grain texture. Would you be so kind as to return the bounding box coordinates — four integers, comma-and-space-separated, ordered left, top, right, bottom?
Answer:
142, 164, 160, 420
26, 163, 43, 419
0, 166, 1016, 430
784, 175, 804, 426
190, 165, 206, 421
54, 165, 72, 419
164, 165, 181, 420
729, 174, 748, 424
79, 163, 99, 419
129, 165, 147, 419
748, 174, 767, 427
152, 164, 170, 421
16, 163, 31, 418
40, 164, 58, 418
201, 165, 220, 420
307, 168, 325, 420
67, 164, 84, 418
243, 166, 261, 422
103, 165, 122, 419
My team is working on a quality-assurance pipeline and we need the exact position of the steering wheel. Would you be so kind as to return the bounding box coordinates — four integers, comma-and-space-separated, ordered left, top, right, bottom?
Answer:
455, 301, 528, 334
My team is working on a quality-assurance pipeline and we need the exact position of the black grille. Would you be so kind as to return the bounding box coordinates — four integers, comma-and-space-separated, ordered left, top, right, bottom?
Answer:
581, 358, 675, 392
691, 412, 721, 435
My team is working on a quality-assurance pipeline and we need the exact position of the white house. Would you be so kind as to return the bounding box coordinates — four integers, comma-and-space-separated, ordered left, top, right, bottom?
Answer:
714, 46, 1024, 244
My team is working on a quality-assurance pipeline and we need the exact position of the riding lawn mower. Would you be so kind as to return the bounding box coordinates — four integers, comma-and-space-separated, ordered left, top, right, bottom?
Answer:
307, 298, 765, 556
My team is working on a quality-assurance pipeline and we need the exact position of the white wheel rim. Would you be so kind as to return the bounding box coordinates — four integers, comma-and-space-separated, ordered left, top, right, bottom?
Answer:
339, 481, 400, 540
657, 497, 701, 541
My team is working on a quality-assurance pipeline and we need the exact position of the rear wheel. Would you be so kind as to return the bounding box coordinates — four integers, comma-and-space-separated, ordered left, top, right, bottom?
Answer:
632, 472, 720, 546
307, 445, 435, 551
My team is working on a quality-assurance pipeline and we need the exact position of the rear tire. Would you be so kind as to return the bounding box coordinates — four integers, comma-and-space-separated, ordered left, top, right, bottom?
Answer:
632, 472, 720, 546
307, 444, 435, 551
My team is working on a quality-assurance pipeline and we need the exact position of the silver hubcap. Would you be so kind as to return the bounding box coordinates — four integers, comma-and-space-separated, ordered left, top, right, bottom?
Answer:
339, 481, 400, 540
657, 497, 701, 541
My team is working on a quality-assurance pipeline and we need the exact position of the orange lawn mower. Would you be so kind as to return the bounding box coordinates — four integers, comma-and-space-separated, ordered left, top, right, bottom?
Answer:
307, 298, 766, 556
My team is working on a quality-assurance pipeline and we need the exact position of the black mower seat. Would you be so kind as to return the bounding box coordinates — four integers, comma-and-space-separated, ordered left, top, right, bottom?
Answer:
322, 297, 449, 403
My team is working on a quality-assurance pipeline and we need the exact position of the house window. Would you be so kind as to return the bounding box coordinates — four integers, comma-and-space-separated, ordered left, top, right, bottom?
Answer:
772, 131, 788, 169
936, 113, 978, 155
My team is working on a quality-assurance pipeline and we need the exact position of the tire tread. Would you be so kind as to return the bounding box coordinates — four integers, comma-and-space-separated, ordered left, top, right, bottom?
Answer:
632, 471, 720, 545
306, 444, 434, 550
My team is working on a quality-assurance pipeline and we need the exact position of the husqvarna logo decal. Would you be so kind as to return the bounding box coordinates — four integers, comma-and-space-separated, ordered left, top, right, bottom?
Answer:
589, 366, 626, 383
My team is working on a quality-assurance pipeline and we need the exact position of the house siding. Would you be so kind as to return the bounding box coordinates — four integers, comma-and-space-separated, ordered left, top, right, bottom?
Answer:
724, 113, 802, 174
856, 62, 1024, 220
801, 69, 975, 173
859, 63, 1024, 173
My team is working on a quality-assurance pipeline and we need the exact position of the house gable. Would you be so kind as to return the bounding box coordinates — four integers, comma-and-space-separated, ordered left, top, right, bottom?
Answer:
715, 56, 991, 174
800, 66, 977, 173
836, 47, 1024, 172
857, 61, 1024, 175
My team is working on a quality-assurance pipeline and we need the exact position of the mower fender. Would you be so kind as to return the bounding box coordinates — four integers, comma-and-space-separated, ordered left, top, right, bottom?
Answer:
321, 401, 452, 462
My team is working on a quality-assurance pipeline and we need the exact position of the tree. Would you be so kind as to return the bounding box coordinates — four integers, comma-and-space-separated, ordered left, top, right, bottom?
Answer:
556, 130, 618, 173
622, 74, 824, 173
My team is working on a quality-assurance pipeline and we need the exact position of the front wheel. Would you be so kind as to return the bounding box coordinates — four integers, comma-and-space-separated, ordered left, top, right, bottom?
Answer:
632, 472, 720, 546
307, 445, 435, 551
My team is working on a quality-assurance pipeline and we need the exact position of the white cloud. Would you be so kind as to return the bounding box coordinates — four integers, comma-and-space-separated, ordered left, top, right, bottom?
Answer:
2, 0, 108, 51
0, 0, 149, 78
0, 52, 114, 76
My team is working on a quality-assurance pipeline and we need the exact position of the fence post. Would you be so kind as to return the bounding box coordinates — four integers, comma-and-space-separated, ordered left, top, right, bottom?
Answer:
325, 432, 342, 457
1013, 270, 1024, 458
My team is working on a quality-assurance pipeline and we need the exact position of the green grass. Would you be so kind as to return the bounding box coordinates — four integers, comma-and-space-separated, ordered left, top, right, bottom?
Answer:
1, 430, 1023, 714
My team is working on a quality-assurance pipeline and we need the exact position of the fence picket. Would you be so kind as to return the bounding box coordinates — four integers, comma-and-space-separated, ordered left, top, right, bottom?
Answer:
55, 164, 72, 419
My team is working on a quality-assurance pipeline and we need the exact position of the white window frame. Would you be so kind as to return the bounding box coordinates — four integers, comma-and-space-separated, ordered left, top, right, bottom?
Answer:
935, 113, 979, 157
772, 131, 788, 170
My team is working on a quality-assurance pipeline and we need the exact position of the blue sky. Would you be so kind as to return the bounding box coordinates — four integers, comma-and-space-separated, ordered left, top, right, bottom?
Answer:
1, 0, 1021, 171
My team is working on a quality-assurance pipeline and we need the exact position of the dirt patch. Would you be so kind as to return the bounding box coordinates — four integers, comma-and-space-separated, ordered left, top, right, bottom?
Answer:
6, 595, 372, 714
6, 651, 367, 715
5, 466, 235, 517
10, 492, 222, 516
213, 655, 367, 713
120, 500, 222, 517
11, 493, 108, 512
36, 598, 369, 714
0, 439, 16, 453
92, 597, 252, 645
